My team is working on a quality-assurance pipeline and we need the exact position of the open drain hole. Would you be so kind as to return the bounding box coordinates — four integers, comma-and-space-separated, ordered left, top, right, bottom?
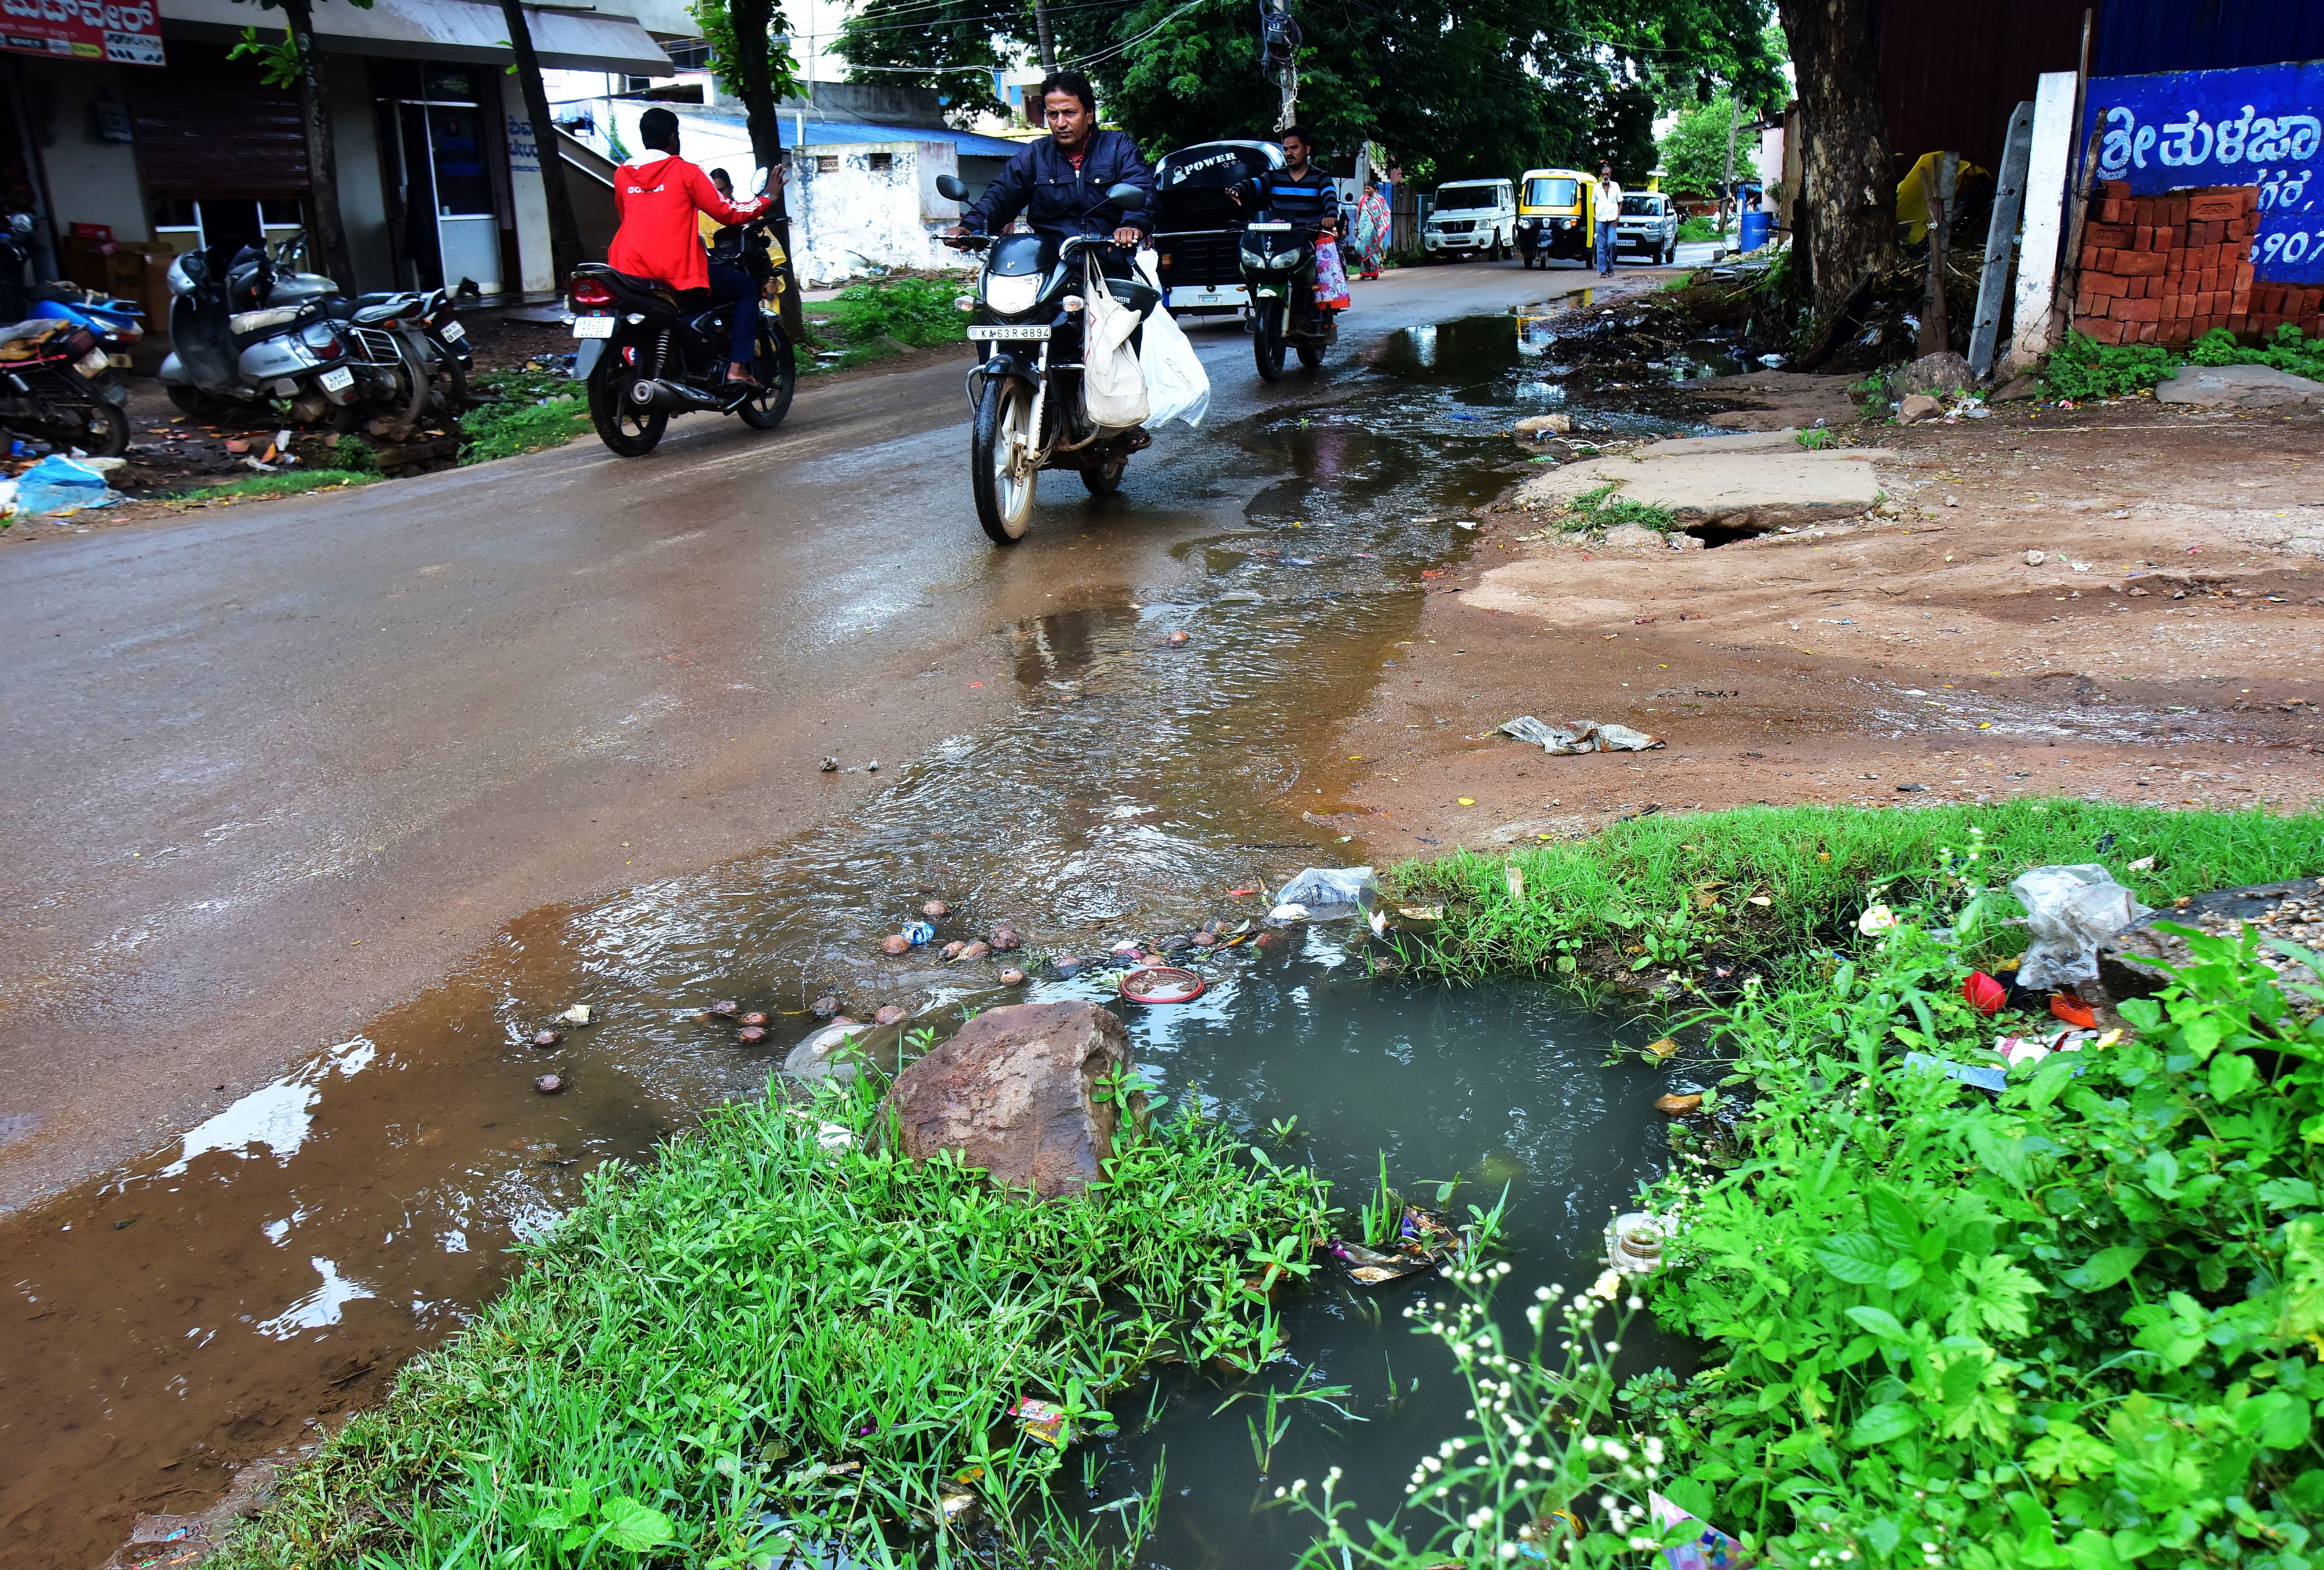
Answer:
1685, 516, 1777, 549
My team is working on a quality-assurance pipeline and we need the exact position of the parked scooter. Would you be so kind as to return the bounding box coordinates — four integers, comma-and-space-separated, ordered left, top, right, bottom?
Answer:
0, 318, 132, 455
159, 239, 457, 430
26, 281, 144, 362
937, 173, 1158, 545
565, 189, 796, 456
1239, 208, 1335, 380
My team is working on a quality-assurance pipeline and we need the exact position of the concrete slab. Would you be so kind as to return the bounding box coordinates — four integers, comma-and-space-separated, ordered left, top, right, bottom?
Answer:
1633, 429, 1804, 456
1511, 445, 1889, 518
2156, 363, 2324, 410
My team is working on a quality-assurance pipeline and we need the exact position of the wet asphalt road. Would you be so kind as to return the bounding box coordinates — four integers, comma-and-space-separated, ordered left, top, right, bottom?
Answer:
0, 258, 1614, 1212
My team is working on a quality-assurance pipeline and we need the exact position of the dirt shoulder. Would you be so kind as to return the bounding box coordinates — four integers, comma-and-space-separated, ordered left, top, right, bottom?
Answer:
1320, 385, 2324, 853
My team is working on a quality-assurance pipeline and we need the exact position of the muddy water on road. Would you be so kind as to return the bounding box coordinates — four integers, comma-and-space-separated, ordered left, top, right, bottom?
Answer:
3, 303, 1697, 1570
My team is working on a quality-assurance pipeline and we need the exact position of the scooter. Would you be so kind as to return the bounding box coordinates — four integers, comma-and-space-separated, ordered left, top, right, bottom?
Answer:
0, 318, 132, 455
936, 173, 1158, 545
26, 281, 144, 362
565, 199, 796, 456
1239, 209, 1335, 380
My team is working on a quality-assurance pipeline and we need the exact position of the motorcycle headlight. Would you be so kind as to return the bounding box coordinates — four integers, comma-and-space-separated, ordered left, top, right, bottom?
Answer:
1240, 247, 1266, 269
983, 272, 1039, 316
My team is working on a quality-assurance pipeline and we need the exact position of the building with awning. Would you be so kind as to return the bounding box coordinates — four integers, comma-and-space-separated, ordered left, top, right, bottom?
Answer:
3, 0, 679, 302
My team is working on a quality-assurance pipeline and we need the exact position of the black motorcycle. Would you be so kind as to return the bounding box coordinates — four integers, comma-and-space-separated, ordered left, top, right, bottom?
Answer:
566, 209, 795, 457
1239, 209, 1335, 380
0, 319, 131, 456
936, 173, 1158, 544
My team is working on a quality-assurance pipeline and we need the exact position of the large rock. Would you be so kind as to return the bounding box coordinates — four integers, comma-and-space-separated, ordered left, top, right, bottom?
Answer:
882, 1001, 1140, 1199
1894, 351, 1972, 398
2155, 363, 2324, 410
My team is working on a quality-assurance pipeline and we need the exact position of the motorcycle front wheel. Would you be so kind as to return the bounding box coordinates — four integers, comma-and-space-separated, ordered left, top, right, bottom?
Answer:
735, 328, 797, 431
972, 376, 1038, 544
588, 354, 668, 457
75, 398, 131, 457
1253, 312, 1287, 381
1081, 454, 1126, 495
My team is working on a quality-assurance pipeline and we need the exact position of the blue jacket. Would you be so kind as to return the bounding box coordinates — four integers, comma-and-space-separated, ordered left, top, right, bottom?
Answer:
960, 129, 1156, 243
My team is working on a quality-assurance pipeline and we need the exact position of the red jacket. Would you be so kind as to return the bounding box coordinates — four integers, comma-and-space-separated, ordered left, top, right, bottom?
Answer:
607, 154, 768, 291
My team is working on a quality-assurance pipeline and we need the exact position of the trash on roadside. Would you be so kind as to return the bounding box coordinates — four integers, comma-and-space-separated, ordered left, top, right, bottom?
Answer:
819, 757, 838, 772
1517, 1507, 1585, 1559
903, 920, 936, 946
1647, 1490, 1755, 1570
2010, 865, 2152, 989
1654, 1092, 1703, 1115
1605, 1212, 1666, 1274
954, 939, 992, 962
1122, 966, 1204, 1004
817, 1121, 853, 1151
1994, 1024, 2116, 1067
1271, 867, 1381, 922
1396, 905, 1444, 923
1010, 1396, 1076, 1449
1499, 715, 1664, 754
1857, 904, 1897, 935
1961, 972, 2008, 1015
1644, 1036, 1680, 1061
1326, 1236, 1435, 1286
14, 454, 120, 517
2050, 992, 2097, 1029
560, 1004, 593, 1025
1903, 1051, 2007, 1093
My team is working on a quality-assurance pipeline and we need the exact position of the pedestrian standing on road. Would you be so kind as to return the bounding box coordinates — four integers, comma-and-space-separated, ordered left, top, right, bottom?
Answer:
1351, 176, 1391, 279
1594, 161, 1622, 276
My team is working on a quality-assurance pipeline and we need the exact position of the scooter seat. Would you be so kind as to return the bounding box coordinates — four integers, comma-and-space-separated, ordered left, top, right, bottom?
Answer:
229, 304, 308, 336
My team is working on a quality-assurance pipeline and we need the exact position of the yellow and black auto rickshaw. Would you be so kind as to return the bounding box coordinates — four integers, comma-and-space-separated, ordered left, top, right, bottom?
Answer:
1514, 167, 1594, 268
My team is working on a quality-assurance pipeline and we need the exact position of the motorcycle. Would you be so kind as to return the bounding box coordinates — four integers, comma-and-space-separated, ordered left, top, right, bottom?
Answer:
565, 195, 795, 457
1239, 208, 1335, 380
935, 173, 1158, 545
159, 237, 462, 430
26, 280, 145, 362
0, 318, 132, 456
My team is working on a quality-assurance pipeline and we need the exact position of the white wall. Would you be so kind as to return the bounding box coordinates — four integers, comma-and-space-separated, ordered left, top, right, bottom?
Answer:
33, 61, 151, 241
328, 53, 393, 292
790, 139, 974, 284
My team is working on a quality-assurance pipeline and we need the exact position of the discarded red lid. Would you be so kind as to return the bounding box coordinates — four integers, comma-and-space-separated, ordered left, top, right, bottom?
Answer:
1120, 966, 1204, 1005
2051, 993, 2097, 1029
1961, 971, 2009, 1016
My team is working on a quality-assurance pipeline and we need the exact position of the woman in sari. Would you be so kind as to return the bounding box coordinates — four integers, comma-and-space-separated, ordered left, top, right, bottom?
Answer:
1350, 176, 1391, 279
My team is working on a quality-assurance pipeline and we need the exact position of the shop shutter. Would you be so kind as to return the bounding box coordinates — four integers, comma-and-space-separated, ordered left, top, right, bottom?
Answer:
130, 54, 308, 198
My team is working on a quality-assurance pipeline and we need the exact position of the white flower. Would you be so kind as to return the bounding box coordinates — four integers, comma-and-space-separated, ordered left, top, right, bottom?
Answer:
1535, 1286, 1555, 1302
1499, 1546, 1519, 1562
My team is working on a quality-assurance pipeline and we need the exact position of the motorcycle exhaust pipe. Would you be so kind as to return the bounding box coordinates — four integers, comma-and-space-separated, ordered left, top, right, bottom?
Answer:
627, 378, 725, 415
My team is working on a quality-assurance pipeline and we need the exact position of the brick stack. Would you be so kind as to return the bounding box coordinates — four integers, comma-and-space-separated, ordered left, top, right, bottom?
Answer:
2072, 181, 2324, 346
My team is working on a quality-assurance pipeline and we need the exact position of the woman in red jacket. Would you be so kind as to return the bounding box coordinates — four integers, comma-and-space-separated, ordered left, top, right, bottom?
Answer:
609, 108, 780, 384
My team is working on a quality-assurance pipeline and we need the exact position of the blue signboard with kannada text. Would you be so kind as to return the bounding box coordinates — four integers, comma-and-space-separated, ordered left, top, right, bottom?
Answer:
2085, 61, 2324, 284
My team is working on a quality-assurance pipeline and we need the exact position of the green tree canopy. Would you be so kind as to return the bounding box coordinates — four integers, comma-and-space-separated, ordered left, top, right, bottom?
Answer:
1658, 93, 1738, 197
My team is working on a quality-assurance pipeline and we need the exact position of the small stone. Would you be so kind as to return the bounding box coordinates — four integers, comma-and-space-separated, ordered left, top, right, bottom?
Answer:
1000, 967, 1027, 985
1514, 412, 1573, 437
1896, 782, 1928, 792
709, 1000, 740, 1018
882, 933, 913, 956
811, 995, 840, 1018
533, 1074, 565, 1094
738, 1025, 767, 1044
2025, 549, 2046, 566
560, 1004, 593, 1025
1166, 631, 1190, 648
923, 899, 949, 918
941, 940, 966, 960
820, 757, 839, 772
1894, 351, 1971, 398
875, 1004, 908, 1026
1898, 393, 1942, 425
1191, 931, 1218, 947
990, 923, 1022, 951
866, 760, 881, 772
959, 940, 991, 961
1655, 1092, 1703, 1115
532, 1029, 562, 1048
741, 1011, 769, 1027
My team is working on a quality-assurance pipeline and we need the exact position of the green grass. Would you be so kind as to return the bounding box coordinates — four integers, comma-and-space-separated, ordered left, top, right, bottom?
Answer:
1554, 481, 1679, 537
1676, 215, 1722, 244
1795, 426, 1835, 450
215, 1064, 1328, 1570
161, 469, 382, 504
1388, 799, 2324, 984
826, 276, 970, 351
461, 367, 591, 465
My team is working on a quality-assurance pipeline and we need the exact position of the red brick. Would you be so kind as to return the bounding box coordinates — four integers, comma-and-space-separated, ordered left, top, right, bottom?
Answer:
2087, 317, 2127, 343
2117, 296, 2162, 322
2137, 322, 2160, 343
2204, 290, 2226, 314
2085, 222, 2134, 248
2202, 267, 2220, 294
2133, 224, 2153, 250
2229, 217, 2256, 242
2159, 225, 2181, 250
2132, 196, 2158, 223
2102, 198, 2129, 223
2101, 179, 2130, 200
2187, 192, 2240, 222
2118, 250, 2167, 277
2088, 270, 2129, 298
2304, 315, 2324, 337
2229, 312, 2250, 333
2098, 246, 2124, 273
2167, 196, 2190, 224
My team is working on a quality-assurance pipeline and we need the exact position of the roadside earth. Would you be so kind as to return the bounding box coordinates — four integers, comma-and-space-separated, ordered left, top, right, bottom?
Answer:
1319, 381, 2324, 851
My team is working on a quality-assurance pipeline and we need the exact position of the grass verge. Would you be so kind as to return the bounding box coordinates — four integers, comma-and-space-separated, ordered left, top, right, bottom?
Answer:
162, 469, 382, 505
216, 1064, 1327, 1569
807, 275, 972, 372
461, 368, 592, 464
1299, 800, 2324, 1569
1555, 481, 1679, 537
2041, 323, 2324, 402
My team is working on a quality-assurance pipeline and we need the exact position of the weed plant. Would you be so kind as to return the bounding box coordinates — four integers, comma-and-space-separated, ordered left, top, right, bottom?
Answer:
161, 469, 380, 504
2041, 324, 2324, 403
1555, 482, 1679, 537
215, 1069, 1327, 1569
461, 368, 591, 464
827, 277, 973, 352
1300, 808, 2324, 1569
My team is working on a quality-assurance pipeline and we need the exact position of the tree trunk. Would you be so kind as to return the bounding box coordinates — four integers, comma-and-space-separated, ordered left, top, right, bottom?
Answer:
1034, 0, 1055, 69
1720, 96, 1738, 242
1775, 0, 1896, 324
727, 0, 805, 341
285, 0, 354, 287
497, 0, 583, 287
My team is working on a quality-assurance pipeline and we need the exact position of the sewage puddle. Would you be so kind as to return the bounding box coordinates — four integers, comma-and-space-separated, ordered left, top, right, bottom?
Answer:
2, 299, 1699, 1570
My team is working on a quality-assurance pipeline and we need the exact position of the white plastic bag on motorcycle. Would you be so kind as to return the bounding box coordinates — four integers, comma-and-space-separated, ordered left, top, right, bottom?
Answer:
1079, 261, 1149, 431
1134, 252, 1210, 427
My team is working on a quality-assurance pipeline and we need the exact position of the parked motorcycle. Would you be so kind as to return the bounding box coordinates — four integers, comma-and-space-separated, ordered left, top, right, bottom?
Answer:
936, 174, 1158, 545
566, 193, 796, 457
1239, 209, 1335, 380
0, 318, 132, 455
159, 239, 458, 430
26, 280, 145, 363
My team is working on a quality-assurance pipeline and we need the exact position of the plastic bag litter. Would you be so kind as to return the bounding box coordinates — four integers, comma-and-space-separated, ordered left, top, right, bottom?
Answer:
1136, 254, 1210, 427
1499, 715, 1663, 754
1648, 1490, 1756, 1570
14, 454, 120, 518
2009, 864, 2151, 990
1270, 866, 1380, 922
1010, 1396, 1075, 1449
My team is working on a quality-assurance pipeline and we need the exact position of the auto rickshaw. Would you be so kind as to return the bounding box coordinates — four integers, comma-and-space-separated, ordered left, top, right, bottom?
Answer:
1514, 167, 1594, 268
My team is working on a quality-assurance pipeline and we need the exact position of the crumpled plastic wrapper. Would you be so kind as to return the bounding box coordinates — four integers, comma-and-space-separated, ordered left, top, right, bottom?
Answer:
1499, 715, 1664, 754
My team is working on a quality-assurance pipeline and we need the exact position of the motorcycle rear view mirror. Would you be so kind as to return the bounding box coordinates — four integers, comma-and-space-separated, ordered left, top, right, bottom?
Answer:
1104, 182, 1148, 211
934, 174, 969, 202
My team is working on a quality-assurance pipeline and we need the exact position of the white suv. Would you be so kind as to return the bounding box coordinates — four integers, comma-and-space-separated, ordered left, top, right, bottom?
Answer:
1424, 179, 1516, 261
1612, 192, 1679, 265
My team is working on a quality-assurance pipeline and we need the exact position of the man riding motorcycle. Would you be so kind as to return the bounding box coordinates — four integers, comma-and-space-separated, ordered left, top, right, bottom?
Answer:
607, 107, 781, 385
946, 70, 1153, 268
1225, 122, 1339, 232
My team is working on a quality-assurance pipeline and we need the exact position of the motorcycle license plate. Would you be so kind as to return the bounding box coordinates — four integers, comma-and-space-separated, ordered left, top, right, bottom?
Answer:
319, 367, 356, 392
77, 348, 109, 376
1247, 222, 1292, 232
966, 324, 1050, 341
572, 315, 616, 339
440, 319, 467, 341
